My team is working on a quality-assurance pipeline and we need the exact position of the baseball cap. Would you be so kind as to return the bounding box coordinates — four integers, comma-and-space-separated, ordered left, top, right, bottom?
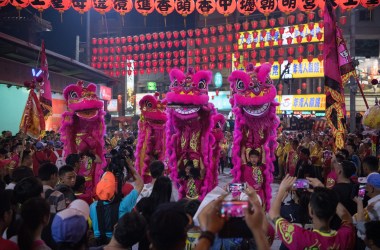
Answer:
367, 173, 380, 189
96, 172, 116, 201
68, 199, 90, 219
51, 206, 89, 244
36, 141, 45, 150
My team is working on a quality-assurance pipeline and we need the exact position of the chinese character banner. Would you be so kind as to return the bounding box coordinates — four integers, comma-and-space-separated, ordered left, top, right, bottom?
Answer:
3, 0, 379, 18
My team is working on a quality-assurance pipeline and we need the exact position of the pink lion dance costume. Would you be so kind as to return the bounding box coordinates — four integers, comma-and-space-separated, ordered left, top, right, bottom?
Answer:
228, 63, 279, 210
60, 81, 106, 195
135, 93, 167, 183
166, 67, 217, 200
211, 114, 226, 185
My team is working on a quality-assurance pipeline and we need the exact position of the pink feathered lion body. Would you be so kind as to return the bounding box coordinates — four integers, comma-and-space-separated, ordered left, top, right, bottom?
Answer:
60, 81, 106, 195
165, 67, 217, 200
211, 113, 226, 185
135, 93, 167, 183
228, 63, 280, 210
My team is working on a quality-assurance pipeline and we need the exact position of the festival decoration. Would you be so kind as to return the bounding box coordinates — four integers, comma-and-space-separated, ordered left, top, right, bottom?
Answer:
30, 0, 51, 14
135, 93, 167, 183
155, 0, 175, 26
360, 0, 380, 10
113, 0, 133, 24
60, 82, 106, 195
92, 0, 113, 14
228, 63, 279, 210
0, 0, 9, 7
297, 0, 319, 12
72, 0, 91, 14
9, 0, 29, 12
196, 0, 216, 25
165, 67, 218, 200
216, 0, 236, 16
237, 0, 256, 16
278, 0, 297, 14
363, 99, 380, 130
175, 0, 195, 26
337, 0, 359, 11
256, 0, 277, 17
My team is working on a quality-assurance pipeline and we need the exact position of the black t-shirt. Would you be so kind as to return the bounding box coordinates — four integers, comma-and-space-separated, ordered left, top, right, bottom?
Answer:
332, 183, 357, 215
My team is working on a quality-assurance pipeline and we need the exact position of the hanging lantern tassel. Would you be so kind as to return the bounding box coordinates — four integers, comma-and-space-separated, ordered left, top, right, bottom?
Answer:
164, 15, 167, 27
60, 11, 64, 23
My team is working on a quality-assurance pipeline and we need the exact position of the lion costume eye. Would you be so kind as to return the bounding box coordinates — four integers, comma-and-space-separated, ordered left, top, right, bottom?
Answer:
172, 79, 178, 87
198, 79, 206, 89
145, 101, 153, 108
236, 79, 245, 90
265, 77, 273, 85
69, 91, 79, 99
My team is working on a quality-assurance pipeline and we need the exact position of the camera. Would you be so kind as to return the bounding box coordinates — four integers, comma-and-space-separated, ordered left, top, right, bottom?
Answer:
358, 184, 366, 199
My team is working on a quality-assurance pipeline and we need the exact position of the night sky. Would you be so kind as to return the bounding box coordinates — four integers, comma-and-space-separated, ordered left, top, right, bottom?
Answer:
0, 5, 195, 59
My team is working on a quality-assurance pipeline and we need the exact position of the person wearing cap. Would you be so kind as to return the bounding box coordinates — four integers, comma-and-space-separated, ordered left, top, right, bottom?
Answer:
353, 173, 380, 223
90, 168, 144, 245
51, 199, 90, 250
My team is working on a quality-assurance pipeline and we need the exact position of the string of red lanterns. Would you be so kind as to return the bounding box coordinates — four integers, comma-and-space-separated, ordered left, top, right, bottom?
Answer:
3, 0, 378, 16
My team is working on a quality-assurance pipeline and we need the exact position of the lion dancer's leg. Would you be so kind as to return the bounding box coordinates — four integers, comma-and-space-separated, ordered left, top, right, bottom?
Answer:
231, 107, 245, 183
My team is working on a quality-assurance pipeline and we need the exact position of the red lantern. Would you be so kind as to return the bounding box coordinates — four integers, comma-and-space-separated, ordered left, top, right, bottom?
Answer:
360, 0, 380, 10
297, 45, 304, 54
259, 19, 267, 29
175, 0, 195, 18
298, 24, 305, 33
217, 25, 225, 34
278, 38, 283, 46
10, 0, 29, 10
307, 44, 314, 53
288, 14, 295, 24
234, 22, 241, 31
278, 57, 284, 65
286, 37, 293, 45
203, 37, 210, 44
251, 20, 258, 29
155, 0, 175, 17
317, 54, 323, 62
306, 34, 313, 42
278, 0, 297, 14
296, 88, 302, 94
278, 16, 285, 26
296, 35, 303, 44
288, 56, 294, 63
308, 22, 315, 31
278, 83, 283, 90
196, 0, 216, 17
179, 30, 186, 38
316, 32, 323, 40
179, 50, 186, 57
287, 47, 295, 55
301, 82, 307, 89
237, 0, 256, 16
297, 0, 318, 12
181, 40, 187, 47
216, 0, 236, 16
135, 0, 154, 16
152, 32, 159, 40
317, 86, 322, 93
339, 16, 347, 25
226, 23, 233, 32
210, 26, 216, 34
307, 54, 313, 62
318, 42, 323, 51
256, 0, 277, 17
278, 47, 285, 56
289, 26, 295, 34
297, 55, 303, 63
93, 0, 113, 14
0, 0, 9, 7
72, 0, 92, 14
52, 0, 71, 15
259, 50, 266, 58
337, 0, 359, 11
269, 48, 276, 57
211, 36, 217, 43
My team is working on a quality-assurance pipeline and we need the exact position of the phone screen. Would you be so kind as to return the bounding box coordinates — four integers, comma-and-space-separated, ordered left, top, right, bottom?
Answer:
293, 179, 309, 189
358, 184, 366, 199
220, 201, 249, 218
228, 183, 246, 193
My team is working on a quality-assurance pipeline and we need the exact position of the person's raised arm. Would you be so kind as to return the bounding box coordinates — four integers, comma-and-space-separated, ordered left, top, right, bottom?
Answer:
336, 202, 353, 224
353, 197, 365, 223
127, 159, 144, 194
244, 188, 270, 250
269, 174, 296, 221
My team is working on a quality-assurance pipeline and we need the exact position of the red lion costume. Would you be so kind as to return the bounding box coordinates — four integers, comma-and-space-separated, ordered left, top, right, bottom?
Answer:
135, 93, 167, 183
228, 63, 279, 210
60, 81, 106, 195
165, 67, 217, 200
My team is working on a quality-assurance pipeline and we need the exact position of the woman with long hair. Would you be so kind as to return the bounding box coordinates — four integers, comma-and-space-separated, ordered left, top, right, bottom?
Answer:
18, 197, 51, 250
136, 176, 172, 250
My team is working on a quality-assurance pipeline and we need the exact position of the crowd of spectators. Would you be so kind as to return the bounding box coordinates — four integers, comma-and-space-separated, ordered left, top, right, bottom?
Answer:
0, 128, 380, 250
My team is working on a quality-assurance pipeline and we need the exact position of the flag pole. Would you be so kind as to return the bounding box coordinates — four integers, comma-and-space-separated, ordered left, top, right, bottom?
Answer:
355, 77, 369, 109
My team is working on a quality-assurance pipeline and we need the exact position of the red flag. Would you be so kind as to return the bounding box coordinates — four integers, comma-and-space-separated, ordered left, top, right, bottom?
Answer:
39, 40, 53, 119
19, 83, 46, 139
323, 0, 351, 150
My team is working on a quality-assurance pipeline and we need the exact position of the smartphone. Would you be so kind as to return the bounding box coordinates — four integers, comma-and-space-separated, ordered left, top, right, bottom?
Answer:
104, 153, 112, 158
220, 201, 249, 218
358, 184, 366, 199
228, 183, 246, 193
293, 179, 310, 189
